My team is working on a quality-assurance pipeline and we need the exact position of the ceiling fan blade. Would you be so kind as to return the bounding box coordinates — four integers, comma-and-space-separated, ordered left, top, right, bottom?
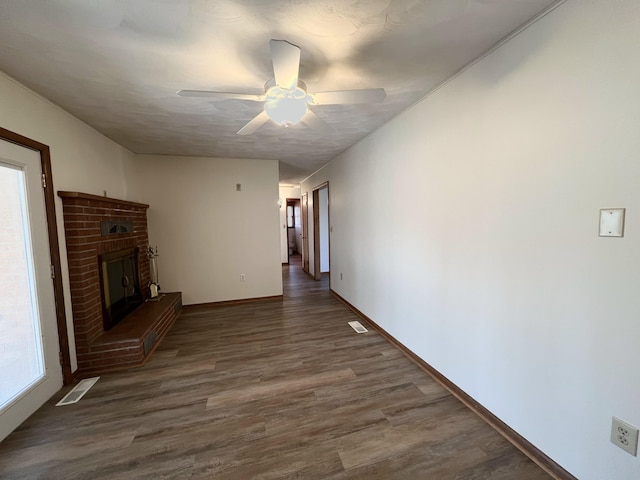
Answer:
301, 110, 333, 133
311, 88, 386, 105
270, 39, 300, 90
237, 110, 270, 135
177, 90, 264, 101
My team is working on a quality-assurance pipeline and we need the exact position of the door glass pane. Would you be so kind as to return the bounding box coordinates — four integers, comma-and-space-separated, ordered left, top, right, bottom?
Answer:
0, 164, 44, 409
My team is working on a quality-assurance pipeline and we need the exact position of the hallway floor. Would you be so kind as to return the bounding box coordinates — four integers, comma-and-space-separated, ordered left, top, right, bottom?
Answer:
0, 263, 551, 479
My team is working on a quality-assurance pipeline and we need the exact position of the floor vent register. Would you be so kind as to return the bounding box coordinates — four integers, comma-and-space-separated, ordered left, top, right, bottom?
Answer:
348, 321, 368, 334
56, 377, 100, 406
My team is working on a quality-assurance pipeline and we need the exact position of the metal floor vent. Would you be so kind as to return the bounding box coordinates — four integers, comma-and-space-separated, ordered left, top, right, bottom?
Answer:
56, 377, 100, 406
348, 321, 368, 334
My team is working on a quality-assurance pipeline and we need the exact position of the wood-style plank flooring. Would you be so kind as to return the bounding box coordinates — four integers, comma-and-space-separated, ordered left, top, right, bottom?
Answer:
0, 259, 552, 479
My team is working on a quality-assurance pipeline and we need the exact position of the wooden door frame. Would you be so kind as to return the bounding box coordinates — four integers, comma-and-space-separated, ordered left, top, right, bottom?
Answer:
285, 198, 299, 263
312, 182, 329, 282
0, 127, 73, 385
301, 192, 310, 274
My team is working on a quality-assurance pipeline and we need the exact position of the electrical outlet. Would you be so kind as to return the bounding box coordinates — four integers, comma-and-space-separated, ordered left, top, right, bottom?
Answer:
611, 417, 639, 456
240, 274, 246, 282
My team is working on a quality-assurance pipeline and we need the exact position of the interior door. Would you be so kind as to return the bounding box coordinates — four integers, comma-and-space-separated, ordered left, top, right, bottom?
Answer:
301, 192, 309, 273
0, 138, 63, 442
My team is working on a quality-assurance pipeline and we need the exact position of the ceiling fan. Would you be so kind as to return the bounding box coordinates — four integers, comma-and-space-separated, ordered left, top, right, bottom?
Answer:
177, 39, 386, 135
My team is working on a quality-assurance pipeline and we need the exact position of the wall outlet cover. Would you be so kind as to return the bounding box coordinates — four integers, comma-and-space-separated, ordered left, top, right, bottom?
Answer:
611, 416, 639, 456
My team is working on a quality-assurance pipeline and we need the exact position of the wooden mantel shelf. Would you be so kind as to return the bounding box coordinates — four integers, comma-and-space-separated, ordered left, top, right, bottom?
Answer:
58, 191, 149, 209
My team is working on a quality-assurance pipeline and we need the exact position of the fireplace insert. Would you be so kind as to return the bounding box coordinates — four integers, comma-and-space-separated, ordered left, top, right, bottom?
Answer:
99, 247, 143, 330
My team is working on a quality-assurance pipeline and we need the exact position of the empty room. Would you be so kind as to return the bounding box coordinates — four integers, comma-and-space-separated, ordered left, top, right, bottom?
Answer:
0, 1, 639, 479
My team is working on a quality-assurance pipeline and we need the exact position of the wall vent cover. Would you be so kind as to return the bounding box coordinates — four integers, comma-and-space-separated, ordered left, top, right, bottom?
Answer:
100, 220, 133, 235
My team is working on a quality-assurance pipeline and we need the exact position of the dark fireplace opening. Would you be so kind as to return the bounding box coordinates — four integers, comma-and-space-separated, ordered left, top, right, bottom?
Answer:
99, 247, 143, 330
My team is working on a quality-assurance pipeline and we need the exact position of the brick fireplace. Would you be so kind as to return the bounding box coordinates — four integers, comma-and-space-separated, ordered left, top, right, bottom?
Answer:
58, 192, 181, 376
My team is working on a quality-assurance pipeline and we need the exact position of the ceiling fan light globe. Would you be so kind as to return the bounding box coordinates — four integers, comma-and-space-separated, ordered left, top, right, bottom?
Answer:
265, 96, 308, 126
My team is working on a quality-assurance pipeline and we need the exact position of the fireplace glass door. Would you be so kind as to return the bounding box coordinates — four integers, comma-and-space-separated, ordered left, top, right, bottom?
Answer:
100, 247, 143, 330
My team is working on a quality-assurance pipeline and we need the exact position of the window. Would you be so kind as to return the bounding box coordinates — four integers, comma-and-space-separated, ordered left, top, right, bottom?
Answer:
0, 163, 44, 408
287, 205, 294, 227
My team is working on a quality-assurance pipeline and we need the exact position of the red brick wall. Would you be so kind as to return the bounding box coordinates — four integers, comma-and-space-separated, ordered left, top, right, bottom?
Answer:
58, 192, 151, 367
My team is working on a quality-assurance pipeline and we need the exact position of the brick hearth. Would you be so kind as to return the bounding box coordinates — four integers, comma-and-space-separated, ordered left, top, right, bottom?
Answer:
58, 191, 181, 376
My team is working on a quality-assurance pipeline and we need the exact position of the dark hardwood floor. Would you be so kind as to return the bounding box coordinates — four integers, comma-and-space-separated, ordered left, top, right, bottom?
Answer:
0, 261, 552, 479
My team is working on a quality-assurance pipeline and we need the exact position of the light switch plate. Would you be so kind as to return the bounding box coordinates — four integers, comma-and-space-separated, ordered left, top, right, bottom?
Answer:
599, 208, 625, 237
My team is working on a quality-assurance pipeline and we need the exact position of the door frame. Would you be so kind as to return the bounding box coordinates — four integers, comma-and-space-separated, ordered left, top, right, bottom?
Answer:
0, 127, 72, 385
285, 198, 299, 264
312, 182, 329, 282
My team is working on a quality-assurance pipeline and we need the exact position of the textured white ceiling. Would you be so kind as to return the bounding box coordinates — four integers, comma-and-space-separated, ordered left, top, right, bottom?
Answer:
0, 0, 559, 183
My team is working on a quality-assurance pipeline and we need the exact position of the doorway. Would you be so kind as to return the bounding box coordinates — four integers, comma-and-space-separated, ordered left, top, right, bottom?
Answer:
301, 192, 309, 274
312, 183, 330, 282
0, 128, 69, 442
285, 198, 302, 264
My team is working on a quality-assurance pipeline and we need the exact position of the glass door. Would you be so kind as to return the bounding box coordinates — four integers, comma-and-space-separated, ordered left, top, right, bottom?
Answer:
0, 139, 62, 442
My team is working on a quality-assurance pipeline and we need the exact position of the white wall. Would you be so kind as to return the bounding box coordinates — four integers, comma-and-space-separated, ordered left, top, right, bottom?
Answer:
301, 2, 640, 479
278, 185, 301, 263
126, 155, 282, 305
319, 187, 329, 273
0, 72, 134, 373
